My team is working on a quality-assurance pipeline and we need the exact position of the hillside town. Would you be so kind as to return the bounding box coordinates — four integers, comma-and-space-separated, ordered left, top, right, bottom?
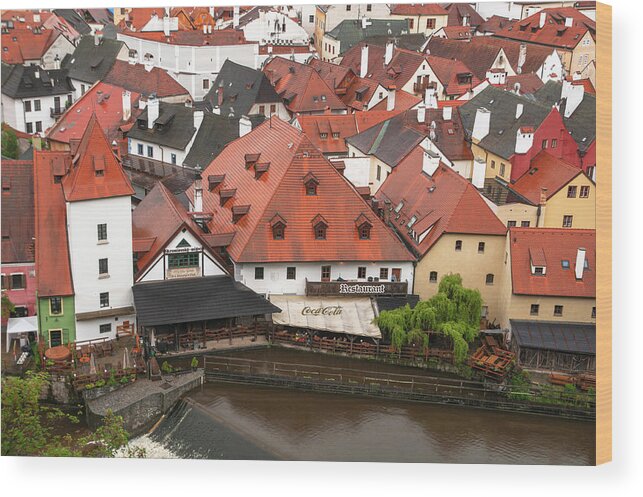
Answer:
1, 3, 597, 449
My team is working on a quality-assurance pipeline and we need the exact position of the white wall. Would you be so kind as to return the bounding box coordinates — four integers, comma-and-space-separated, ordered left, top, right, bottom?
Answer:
42, 35, 75, 70
237, 260, 415, 296
1, 93, 72, 135
243, 11, 309, 45
342, 156, 372, 188
128, 138, 188, 165
536, 51, 564, 83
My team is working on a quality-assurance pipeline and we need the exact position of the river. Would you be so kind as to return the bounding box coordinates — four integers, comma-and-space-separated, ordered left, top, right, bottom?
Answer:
131, 347, 595, 464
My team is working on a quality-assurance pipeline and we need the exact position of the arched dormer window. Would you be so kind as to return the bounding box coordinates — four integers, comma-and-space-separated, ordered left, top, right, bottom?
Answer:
355, 213, 372, 240
311, 214, 328, 240
270, 213, 287, 240
303, 171, 319, 196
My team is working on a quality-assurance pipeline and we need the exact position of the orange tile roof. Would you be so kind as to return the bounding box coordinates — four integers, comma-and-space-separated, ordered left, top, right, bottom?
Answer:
47, 81, 142, 145
103, 60, 190, 98
369, 89, 422, 112
62, 115, 135, 202
194, 118, 414, 263
117, 24, 251, 46
510, 150, 585, 205
425, 54, 481, 97
376, 146, 506, 256
1, 160, 34, 264
33, 150, 74, 297
390, 5, 448, 16
509, 227, 595, 298
1, 28, 60, 64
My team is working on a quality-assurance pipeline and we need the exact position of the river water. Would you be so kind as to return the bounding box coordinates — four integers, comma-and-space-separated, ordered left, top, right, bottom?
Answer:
131, 348, 595, 465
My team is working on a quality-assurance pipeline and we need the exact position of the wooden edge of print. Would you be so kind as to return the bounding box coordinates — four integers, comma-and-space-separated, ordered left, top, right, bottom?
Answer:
596, 1, 612, 465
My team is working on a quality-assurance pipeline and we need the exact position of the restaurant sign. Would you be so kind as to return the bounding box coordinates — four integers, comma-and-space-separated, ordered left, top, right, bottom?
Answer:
338, 283, 386, 294
301, 305, 343, 316
165, 247, 202, 254
167, 267, 200, 279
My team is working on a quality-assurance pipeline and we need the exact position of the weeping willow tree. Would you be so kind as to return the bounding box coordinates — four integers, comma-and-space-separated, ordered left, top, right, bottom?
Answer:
376, 274, 482, 364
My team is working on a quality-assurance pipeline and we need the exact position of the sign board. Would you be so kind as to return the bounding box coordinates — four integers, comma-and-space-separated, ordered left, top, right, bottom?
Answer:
166, 267, 200, 279
339, 283, 386, 295
301, 305, 343, 316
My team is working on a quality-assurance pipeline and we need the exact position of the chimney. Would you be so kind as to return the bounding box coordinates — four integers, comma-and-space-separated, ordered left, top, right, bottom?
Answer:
561, 80, 584, 117
192, 171, 203, 213
386, 86, 396, 111
163, 15, 171, 37
565, 17, 573, 27
383, 199, 391, 225
193, 110, 204, 131
442, 105, 452, 121
472, 107, 490, 141
515, 103, 524, 119
575, 248, 586, 280
209, 7, 215, 17
472, 158, 486, 188
34, 68, 40, 79
417, 104, 426, 123
239, 115, 252, 137
208, 24, 212, 34
422, 149, 440, 176
144, 57, 153, 72
539, 11, 546, 29
94, 32, 102, 45
517, 43, 527, 74
384, 41, 394, 65
203, 24, 207, 34
147, 95, 159, 129
515, 127, 534, 154
122, 90, 131, 121
572, 71, 581, 81
425, 88, 438, 109
360, 44, 369, 78
233, 6, 240, 28
537, 187, 547, 227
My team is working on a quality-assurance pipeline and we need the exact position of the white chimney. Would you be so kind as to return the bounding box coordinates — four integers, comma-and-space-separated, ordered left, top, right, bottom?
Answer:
239, 115, 252, 137
424, 88, 438, 109
360, 44, 369, 78
565, 17, 573, 27
193, 110, 204, 131
144, 58, 153, 72
515, 127, 534, 154
384, 41, 394, 65
386, 86, 396, 111
442, 105, 452, 121
472, 158, 486, 188
94, 32, 101, 45
561, 79, 584, 117
572, 71, 581, 81
34, 69, 40, 79
515, 103, 524, 119
209, 7, 215, 17
203, 24, 207, 34
163, 15, 171, 37
414, 104, 425, 124
422, 149, 440, 176
539, 11, 547, 29
517, 44, 527, 74
233, 6, 240, 28
147, 96, 159, 129
575, 248, 586, 280
122, 90, 131, 121
192, 172, 203, 213
472, 107, 490, 142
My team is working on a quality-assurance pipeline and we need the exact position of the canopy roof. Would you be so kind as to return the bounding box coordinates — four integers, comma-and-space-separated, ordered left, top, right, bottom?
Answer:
6, 316, 38, 352
510, 320, 595, 355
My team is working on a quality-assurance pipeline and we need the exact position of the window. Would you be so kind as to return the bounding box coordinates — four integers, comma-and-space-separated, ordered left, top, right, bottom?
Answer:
429, 271, 438, 283
137, 143, 143, 155
286, 267, 296, 280
24, 100, 32, 112
98, 258, 109, 275
309, 15, 314, 23
507, 220, 517, 227
562, 215, 573, 228
270, 104, 276, 114
426, 18, 435, 29
541, 139, 548, 149
455, 240, 462, 251
530, 304, 540, 316
561, 260, 570, 269
0, 274, 6, 290
49, 329, 63, 347
81, 84, 86, 95
485, 273, 494, 285
533, 266, 544, 276
10, 273, 25, 289
202, 79, 210, 90
478, 242, 485, 253
358, 224, 371, 240
554, 305, 564, 317
580, 186, 590, 198
491, 160, 496, 169
380, 268, 389, 280
567, 186, 577, 198
99, 323, 112, 334
34, 99, 41, 111
35, 121, 42, 133
346, 5, 351, 11
552, 138, 558, 148
321, 265, 331, 282
100, 292, 109, 308
357, 267, 367, 279
306, 182, 317, 196
409, 19, 414, 29
319, 132, 328, 139
592, 307, 596, 319
171, 153, 177, 165
500, 163, 506, 177
97, 223, 107, 241
258, 105, 265, 115
521, 221, 530, 227
314, 223, 326, 240
273, 224, 285, 240
168, 251, 199, 268
376, 165, 381, 181
50, 297, 63, 315
586, 166, 595, 180
255, 267, 264, 280
26, 122, 33, 134
481, 306, 488, 318
366, 4, 372, 12
147, 146, 153, 158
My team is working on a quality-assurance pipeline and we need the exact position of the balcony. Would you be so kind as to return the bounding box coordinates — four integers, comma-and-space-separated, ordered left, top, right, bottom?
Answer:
50, 106, 65, 119
413, 80, 437, 94
305, 279, 408, 297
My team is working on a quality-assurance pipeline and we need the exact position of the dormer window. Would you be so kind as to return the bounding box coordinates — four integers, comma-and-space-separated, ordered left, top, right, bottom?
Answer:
208, 174, 225, 191
303, 172, 319, 196
219, 188, 236, 206
355, 213, 372, 240
232, 205, 250, 224
245, 153, 260, 169
332, 132, 340, 139
320, 132, 328, 139
270, 214, 287, 240
312, 214, 328, 240
529, 247, 547, 275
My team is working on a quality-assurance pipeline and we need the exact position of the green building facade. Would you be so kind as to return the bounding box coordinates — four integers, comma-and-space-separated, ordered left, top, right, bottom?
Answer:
37, 294, 76, 347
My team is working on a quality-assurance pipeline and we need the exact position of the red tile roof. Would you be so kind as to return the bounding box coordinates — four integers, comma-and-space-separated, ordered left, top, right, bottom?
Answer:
568, 77, 595, 95
510, 150, 585, 205
436, 26, 474, 40
477, 15, 513, 35
119, 7, 169, 31
425, 54, 481, 97
62, 115, 135, 202
263, 57, 348, 114
117, 25, 251, 46
103, 60, 190, 98
47, 81, 142, 145
443, 3, 485, 28
369, 89, 422, 112
376, 146, 506, 256
194, 118, 414, 263
470, 36, 560, 75
390, 4, 448, 16
33, 150, 74, 297
1, 28, 60, 64
501, 73, 544, 94
341, 76, 383, 110
1, 160, 34, 264
308, 58, 353, 90
509, 227, 595, 298
493, 8, 596, 50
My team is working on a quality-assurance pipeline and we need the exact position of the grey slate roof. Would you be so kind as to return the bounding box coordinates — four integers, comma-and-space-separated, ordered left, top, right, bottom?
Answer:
375, 295, 420, 312
534, 81, 596, 152
460, 86, 552, 160
204, 60, 281, 117
128, 102, 197, 150
53, 9, 92, 35
361, 33, 428, 52
63, 35, 125, 84
510, 320, 596, 355
1, 63, 74, 99
326, 18, 411, 55
132, 275, 282, 326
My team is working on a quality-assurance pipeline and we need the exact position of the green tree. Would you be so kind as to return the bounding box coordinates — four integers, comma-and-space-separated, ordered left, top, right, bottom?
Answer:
1, 126, 19, 159
2, 292, 15, 320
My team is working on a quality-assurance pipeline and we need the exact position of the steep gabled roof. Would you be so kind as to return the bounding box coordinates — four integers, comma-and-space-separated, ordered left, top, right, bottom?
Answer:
509, 227, 595, 298
477, 15, 513, 35
442, 3, 485, 28
1, 160, 34, 264
1, 28, 62, 65
62, 115, 135, 202
193, 118, 413, 263
63, 35, 126, 84
127, 102, 197, 150
1, 64, 74, 99
326, 18, 411, 56
425, 54, 480, 97
103, 59, 190, 98
426, 37, 503, 81
376, 146, 507, 257
472, 36, 560, 75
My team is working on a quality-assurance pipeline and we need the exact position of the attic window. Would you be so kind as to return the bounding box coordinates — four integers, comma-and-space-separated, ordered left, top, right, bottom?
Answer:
320, 132, 328, 139
219, 188, 236, 206
303, 172, 319, 195
254, 162, 270, 179
93, 156, 105, 177
355, 214, 372, 240
311, 214, 328, 240
561, 260, 570, 269
332, 132, 340, 139
270, 214, 287, 240
208, 174, 225, 191
245, 153, 260, 169
232, 205, 250, 223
